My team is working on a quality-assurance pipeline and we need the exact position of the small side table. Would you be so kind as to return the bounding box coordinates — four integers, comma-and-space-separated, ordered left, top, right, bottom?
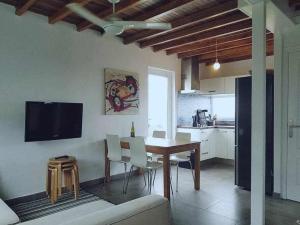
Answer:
46, 156, 79, 204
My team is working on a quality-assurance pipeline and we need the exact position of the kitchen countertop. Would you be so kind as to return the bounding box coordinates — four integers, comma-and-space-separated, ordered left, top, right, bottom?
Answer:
177, 125, 235, 129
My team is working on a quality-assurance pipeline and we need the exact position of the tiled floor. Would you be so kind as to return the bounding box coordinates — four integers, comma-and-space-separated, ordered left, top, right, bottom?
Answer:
84, 162, 300, 225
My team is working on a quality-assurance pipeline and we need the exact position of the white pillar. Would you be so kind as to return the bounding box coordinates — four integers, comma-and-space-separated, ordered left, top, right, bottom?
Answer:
251, 1, 266, 225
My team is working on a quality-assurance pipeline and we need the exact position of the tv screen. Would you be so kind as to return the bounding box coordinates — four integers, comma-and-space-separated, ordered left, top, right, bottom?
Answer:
25, 101, 83, 142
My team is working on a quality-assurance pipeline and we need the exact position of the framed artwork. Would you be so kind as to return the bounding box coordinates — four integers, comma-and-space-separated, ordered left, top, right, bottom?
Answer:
105, 68, 140, 115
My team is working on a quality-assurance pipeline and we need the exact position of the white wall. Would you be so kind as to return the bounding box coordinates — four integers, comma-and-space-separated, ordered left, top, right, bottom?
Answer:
0, 4, 180, 200
199, 56, 274, 79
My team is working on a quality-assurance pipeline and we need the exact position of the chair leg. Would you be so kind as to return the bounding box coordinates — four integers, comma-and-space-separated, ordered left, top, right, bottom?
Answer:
189, 160, 195, 181
124, 165, 133, 194
57, 164, 62, 196
51, 168, 58, 204
170, 174, 174, 196
72, 169, 78, 200
149, 170, 152, 194
147, 170, 150, 190
122, 163, 127, 194
143, 171, 147, 186
46, 167, 51, 196
152, 169, 157, 186
104, 160, 110, 184
73, 164, 80, 198
176, 163, 179, 192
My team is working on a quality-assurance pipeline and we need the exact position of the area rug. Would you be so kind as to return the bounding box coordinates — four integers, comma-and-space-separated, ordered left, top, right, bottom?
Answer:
10, 190, 100, 222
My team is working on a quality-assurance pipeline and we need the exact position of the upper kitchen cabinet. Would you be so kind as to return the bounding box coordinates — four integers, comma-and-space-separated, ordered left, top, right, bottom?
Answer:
200, 78, 225, 94
224, 76, 236, 94
200, 76, 236, 94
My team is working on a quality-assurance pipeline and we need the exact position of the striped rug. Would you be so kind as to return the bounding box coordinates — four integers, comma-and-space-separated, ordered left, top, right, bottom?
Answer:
10, 190, 101, 222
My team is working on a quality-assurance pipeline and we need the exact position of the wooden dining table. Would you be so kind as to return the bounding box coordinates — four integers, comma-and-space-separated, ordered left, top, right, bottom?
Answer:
104, 137, 201, 200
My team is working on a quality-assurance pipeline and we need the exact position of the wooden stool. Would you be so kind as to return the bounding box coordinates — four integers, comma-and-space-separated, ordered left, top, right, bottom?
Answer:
46, 156, 79, 204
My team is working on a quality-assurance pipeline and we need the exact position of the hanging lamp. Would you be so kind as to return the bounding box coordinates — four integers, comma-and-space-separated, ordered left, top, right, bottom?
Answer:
213, 39, 221, 70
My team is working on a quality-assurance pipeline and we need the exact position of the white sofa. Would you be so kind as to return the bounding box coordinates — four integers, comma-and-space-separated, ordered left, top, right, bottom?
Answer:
0, 195, 171, 225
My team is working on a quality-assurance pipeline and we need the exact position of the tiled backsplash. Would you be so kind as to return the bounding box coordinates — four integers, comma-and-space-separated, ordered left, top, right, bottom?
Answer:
177, 94, 211, 126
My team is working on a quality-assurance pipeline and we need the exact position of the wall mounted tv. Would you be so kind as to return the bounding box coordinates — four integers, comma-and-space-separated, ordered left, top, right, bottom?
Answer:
25, 101, 83, 142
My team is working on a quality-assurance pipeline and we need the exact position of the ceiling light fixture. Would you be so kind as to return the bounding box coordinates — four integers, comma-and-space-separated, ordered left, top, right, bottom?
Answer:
213, 39, 220, 71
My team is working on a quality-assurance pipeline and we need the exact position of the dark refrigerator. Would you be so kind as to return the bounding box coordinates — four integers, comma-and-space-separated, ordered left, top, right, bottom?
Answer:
235, 74, 274, 195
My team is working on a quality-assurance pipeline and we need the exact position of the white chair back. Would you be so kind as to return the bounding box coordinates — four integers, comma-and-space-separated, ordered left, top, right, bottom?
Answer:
106, 134, 122, 161
175, 132, 191, 158
129, 137, 147, 168
152, 130, 166, 139
175, 132, 191, 142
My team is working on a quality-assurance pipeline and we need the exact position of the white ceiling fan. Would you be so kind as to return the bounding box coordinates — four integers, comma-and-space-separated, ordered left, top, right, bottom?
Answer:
67, 0, 172, 36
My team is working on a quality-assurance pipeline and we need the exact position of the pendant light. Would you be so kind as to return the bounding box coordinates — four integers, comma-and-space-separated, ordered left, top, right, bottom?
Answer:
213, 39, 220, 70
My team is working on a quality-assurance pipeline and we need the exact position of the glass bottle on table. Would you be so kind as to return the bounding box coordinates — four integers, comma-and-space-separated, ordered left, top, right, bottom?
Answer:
130, 122, 135, 137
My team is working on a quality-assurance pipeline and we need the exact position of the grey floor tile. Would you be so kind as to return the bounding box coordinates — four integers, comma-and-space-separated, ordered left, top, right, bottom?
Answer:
84, 162, 300, 225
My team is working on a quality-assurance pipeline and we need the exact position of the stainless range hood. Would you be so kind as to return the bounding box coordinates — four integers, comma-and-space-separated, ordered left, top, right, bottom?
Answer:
180, 57, 200, 94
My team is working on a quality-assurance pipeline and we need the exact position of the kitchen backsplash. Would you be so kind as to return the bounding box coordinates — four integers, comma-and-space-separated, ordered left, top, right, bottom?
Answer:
177, 94, 211, 126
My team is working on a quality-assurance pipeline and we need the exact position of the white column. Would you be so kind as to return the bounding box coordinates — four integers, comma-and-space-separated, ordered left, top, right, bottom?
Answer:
251, 1, 266, 225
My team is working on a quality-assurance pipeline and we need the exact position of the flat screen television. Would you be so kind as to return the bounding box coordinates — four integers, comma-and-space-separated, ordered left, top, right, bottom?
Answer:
25, 101, 83, 142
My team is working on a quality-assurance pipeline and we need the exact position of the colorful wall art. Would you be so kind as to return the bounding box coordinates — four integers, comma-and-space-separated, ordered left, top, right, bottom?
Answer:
105, 68, 139, 115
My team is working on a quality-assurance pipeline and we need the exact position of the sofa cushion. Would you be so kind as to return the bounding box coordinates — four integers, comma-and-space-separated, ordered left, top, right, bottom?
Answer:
0, 198, 20, 225
60, 195, 170, 225
20, 199, 114, 225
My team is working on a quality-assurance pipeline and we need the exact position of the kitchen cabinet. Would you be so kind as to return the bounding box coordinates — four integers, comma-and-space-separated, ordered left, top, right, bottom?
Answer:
200, 78, 225, 94
226, 129, 235, 160
200, 77, 236, 94
176, 128, 235, 161
224, 76, 236, 94
177, 128, 214, 161
215, 129, 228, 158
214, 128, 235, 160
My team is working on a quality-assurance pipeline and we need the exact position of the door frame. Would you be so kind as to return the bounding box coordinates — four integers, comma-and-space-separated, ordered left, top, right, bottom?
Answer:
147, 66, 176, 139
280, 45, 300, 199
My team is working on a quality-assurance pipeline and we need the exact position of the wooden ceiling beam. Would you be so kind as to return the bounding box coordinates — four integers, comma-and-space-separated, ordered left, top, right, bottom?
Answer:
166, 30, 253, 55
124, 0, 193, 21
77, 0, 193, 32
152, 19, 252, 52
49, 0, 92, 24
204, 52, 273, 65
122, 0, 237, 45
76, 0, 142, 32
15, 0, 39, 16
139, 11, 248, 48
198, 39, 274, 62
178, 32, 274, 58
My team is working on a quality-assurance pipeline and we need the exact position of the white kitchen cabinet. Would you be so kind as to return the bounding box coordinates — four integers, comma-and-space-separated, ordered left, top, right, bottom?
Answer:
200, 76, 236, 95
215, 129, 228, 158
214, 128, 235, 160
200, 78, 225, 94
176, 128, 214, 161
176, 128, 234, 160
226, 129, 235, 160
199, 129, 214, 160
224, 76, 236, 94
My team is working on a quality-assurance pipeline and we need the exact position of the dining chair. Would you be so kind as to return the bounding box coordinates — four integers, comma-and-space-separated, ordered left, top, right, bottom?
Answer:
148, 130, 166, 161
171, 132, 194, 192
106, 134, 131, 194
124, 137, 162, 194
152, 130, 166, 138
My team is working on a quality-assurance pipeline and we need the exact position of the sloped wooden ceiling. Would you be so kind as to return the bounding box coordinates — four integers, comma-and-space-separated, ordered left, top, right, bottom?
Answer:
0, 0, 274, 64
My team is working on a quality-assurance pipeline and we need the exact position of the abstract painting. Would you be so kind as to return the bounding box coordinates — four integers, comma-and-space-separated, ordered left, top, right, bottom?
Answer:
105, 68, 139, 115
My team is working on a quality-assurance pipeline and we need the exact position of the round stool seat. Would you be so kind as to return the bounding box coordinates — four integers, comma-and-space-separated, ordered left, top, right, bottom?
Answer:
48, 156, 76, 165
